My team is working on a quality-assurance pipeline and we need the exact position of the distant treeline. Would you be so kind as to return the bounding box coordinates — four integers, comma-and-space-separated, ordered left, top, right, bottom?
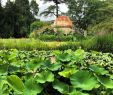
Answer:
0, 0, 39, 38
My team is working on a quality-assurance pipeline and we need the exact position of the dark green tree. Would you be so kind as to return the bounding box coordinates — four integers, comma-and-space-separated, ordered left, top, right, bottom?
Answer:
30, 0, 39, 17
14, 0, 31, 37
0, 0, 4, 35
0, 0, 39, 38
3, 0, 16, 37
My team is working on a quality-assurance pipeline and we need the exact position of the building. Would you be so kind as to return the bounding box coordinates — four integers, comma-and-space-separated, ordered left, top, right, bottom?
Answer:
53, 16, 73, 35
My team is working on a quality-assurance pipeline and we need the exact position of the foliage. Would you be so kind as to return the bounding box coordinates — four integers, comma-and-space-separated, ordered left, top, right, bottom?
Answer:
0, 49, 113, 94
40, 0, 67, 17
67, 0, 113, 30
81, 33, 113, 53
0, 38, 80, 50
36, 33, 85, 41
30, 0, 39, 17
30, 21, 49, 32
88, 18, 113, 35
93, 33, 113, 53
0, 0, 39, 38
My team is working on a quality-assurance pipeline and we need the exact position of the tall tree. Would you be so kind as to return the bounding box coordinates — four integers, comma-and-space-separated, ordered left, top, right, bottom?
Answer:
0, 0, 4, 36
15, 0, 33, 37
3, 0, 15, 37
41, 0, 67, 17
40, 5, 60, 17
67, 0, 113, 30
0, 0, 39, 38
30, 0, 39, 17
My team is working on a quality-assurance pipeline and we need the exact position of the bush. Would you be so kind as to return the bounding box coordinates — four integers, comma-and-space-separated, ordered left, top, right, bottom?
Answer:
88, 18, 113, 35
81, 33, 113, 53
94, 33, 113, 52
81, 37, 97, 51
30, 21, 49, 32
37, 34, 77, 41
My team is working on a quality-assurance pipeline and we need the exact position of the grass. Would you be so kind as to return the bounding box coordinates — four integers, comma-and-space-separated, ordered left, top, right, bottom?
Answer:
0, 38, 80, 50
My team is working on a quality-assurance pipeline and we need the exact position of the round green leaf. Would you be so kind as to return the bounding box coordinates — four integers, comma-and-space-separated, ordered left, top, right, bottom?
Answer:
35, 71, 54, 83
58, 68, 78, 78
69, 91, 89, 95
44, 60, 61, 71
26, 57, 43, 72
70, 71, 98, 90
89, 65, 108, 75
24, 78, 42, 95
53, 79, 70, 94
57, 53, 71, 62
98, 75, 113, 88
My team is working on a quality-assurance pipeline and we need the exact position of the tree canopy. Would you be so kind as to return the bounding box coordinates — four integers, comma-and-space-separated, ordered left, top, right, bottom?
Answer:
67, 0, 113, 30
40, 0, 67, 17
0, 0, 39, 38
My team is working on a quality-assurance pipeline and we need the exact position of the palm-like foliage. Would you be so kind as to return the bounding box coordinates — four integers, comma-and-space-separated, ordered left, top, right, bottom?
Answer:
40, 5, 62, 17
40, 0, 67, 17
43, 0, 66, 4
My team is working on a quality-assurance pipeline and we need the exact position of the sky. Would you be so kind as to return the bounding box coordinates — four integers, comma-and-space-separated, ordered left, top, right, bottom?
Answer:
2, 0, 68, 21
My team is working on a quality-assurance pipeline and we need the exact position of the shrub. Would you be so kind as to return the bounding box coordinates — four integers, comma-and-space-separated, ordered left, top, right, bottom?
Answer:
37, 34, 77, 41
30, 21, 49, 32
88, 18, 113, 35
94, 33, 113, 52
81, 33, 113, 53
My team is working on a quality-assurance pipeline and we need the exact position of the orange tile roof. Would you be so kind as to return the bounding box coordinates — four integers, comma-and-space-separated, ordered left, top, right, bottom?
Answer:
54, 16, 73, 28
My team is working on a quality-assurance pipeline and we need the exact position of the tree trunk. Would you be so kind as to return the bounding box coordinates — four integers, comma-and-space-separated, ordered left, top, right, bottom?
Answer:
0, 0, 1, 6
55, 2, 59, 17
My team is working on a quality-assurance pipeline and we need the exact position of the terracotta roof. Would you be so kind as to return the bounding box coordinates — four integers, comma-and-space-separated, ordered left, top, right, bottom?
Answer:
53, 16, 73, 27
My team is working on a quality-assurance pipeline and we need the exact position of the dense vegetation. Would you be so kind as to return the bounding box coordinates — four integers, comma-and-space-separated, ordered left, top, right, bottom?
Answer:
1, 0, 113, 94
0, 0, 38, 38
0, 49, 113, 95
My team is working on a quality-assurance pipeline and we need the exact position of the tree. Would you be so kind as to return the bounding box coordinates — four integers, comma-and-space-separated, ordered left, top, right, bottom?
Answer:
0, 0, 39, 38
15, 0, 34, 37
40, 0, 67, 17
3, 0, 15, 37
67, 0, 113, 30
0, 0, 4, 36
40, 5, 60, 17
30, 0, 39, 17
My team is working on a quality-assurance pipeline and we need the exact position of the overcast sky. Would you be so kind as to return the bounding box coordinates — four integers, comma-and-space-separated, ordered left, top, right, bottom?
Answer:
2, 0, 68, 21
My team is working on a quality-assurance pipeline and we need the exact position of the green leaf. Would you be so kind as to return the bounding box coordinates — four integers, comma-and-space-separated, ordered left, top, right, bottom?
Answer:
24, 78, 42, 95
89, 65, 108, 75
58, 68, 78, 78
53, 79, 70, 94
44, 60, 61, 71
98, 75, 113, 88
26, 57, 43, 72
7, 75, 25, 93
70, 71, 98, 90
0, 77, 10, 95
69, 91, 89, 95
0, 64, 8, 75
57, 53, 71, 62
8, 49, 18, 62
73, 49, 85, 63
35, 71, 54, 83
